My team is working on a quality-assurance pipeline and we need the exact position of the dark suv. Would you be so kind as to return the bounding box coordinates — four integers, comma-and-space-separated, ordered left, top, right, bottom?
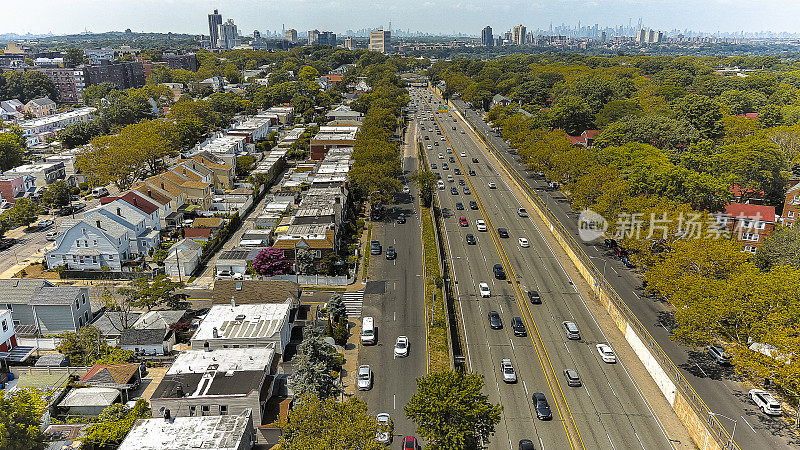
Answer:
527, 290, 541, 304
493, 264, 506, 280
511, 317, 527, 336
533, 393, 552, 420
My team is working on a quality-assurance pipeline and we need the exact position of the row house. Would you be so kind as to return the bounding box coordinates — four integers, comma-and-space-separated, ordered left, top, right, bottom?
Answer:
17, 107, 96, 146
273, 224, 337, 272
180, 152, 235, 189
4, 161, 65, 188
0, 279, 91, 333
227, 116, 272, 143
309, 126, 359, 160
0, 99, 24, 122
0, 173, 35, 204
141, 166, 213, 210
191, 134, 246, 168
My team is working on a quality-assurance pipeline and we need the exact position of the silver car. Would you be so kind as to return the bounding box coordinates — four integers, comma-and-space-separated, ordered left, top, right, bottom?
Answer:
501, 358, 517, 383
357, 365, 373, 390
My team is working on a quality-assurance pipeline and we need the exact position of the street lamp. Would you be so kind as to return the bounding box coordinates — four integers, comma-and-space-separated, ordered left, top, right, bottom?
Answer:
709, 412, 736, 450
417, 274, 436, 326
588, 256, 608, 283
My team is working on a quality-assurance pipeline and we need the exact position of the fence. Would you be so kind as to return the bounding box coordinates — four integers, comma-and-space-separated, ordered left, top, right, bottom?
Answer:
11, 366, 90, 379
264, 274, 354, 286
453, 99, 735, 450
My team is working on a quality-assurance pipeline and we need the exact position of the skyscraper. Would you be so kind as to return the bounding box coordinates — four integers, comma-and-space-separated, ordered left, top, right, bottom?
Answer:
481, 26, 493, 47
217, 19, 238, 50
208, 9, 223, 49
318, 31, 337, 47
308, 30, 320, 45
344, 37, 353, 49
369, 30, 391, 53
285, 29, 298, 43
512, 25, 526, 46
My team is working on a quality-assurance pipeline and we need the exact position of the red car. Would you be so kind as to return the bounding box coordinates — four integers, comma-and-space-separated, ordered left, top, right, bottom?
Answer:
402, 436, 420, 449
459, 216, 468, 227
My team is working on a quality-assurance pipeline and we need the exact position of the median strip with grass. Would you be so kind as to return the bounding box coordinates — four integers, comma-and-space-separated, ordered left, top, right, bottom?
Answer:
421, 198, 449, 372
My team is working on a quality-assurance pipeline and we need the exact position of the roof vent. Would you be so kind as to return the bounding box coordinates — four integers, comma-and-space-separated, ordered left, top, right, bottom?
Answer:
225, 370, 235, 377
212, 327, 219, 338
235, 314, 246, 322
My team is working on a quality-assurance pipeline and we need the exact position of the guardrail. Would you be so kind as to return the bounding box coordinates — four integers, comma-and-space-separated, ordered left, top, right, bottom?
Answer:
453, 100, 736, 450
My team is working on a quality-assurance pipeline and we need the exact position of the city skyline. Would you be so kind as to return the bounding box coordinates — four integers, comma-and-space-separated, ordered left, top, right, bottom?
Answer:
4, 0, 800, 38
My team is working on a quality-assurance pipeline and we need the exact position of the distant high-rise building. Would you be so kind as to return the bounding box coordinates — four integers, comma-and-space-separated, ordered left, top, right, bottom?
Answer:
344, 37, 353, 49
481, 26, 493, 47
318, 31, 337, 47
512, 25, 526, 45
647, 29, 656, 43
217, 19, 238, 49
601, 31, 607, 42
285, 29, 298, 42
208, 9, 223, 49
253, 30, 261, 39
636, 28, 647, 42
308, 29, 320, 45
369, 30, 391, 53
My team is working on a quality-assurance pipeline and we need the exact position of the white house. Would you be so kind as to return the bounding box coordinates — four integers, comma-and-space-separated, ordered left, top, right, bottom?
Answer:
164, 238, 202, 279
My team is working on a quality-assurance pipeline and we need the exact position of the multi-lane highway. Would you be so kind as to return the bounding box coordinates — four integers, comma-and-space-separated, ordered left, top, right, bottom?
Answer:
412, 88, 675, 449
450, 97, 800, 449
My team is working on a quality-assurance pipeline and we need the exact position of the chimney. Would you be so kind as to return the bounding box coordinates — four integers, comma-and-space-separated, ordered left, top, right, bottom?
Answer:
95, 220, 101, 229
212, 327, 218, 338
116, 207, 121, 216
164, 408, 171, 421
231, 296, 236, 307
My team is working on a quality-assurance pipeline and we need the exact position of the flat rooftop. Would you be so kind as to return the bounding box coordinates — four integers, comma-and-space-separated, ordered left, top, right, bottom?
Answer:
119, 410, 253, 450
168, 346, 275, 375
19, 107, 96, 129
192, 303, 291, 342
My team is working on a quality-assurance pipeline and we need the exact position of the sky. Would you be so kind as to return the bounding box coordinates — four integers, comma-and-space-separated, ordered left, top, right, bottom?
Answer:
4, 0, 800, 36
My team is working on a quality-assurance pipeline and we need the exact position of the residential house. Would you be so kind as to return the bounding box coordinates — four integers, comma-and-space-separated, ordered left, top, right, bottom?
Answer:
192, 217, 225, 230
212, 280, 300, 306
227, 115, 273, 143
191, 134, 246, 168
0, 99, 24, 122
4, 161, 66, 188
184, 227, 212, 242
491, 94, 511, 107
45, 148, 85, 187
17, 107, 96, 146
88, 311, 141, 341
264, 105, 294, 126
119, 328, 174, 355
150, 347, 276, 428
731, 185, 765, 205
182, 152, 234, 189
780, 182, 800, 227
164, 238, 203, 279
190, 302, 293, 352
273, 224, 337, 272
309, 126, 359, 160
24, 97, 57, 118
0, 173, 33, 203
79, 363, 142, 402
133, 310, 187, 330
0, 309, 18, 351
718, 203, 777, 253
325, 104, 363, 122
132, 183, 185, 229
215, 249, 257, 277
0, 279, 91, 334
119, 410, 255, 450
142, 168, 212, 210
58, 387, 120, 416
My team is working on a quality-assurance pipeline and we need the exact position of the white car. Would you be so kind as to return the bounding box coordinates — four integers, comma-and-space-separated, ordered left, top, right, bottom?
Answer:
476, 220, 487, 231
596, 344, 617, 363
518, 237, 530, 248
488, 182, 497, 189
460, 152, 467, 157
402, 186, 411, 194
394, 336, 409, 357
357, 365, 373, 390
438, 153, 444, 159
426, 145, 432, 150
749, 389, 782, 416
479, 282, 491, 298
501, 359, 517, 383
45, 231, 59, 241
461, 130, 465, 134
376, 413, 393, 444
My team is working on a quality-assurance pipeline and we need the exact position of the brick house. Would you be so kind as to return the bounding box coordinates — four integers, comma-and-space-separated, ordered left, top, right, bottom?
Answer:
719, 203, 776, 253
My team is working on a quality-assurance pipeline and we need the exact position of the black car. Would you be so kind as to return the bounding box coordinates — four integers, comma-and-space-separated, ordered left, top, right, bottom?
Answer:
449, 156, 455, 163
434, 172, 441, 179
528, 290, 541, 304
519, 440, 536, 450
488, 311, 503, 329
472, 157, 479, 163
493, 264, 506, 280
468, 169, 476, 176
604, 238, 618, 249
57, 206, 74, 216
450, 187, 459, 195
431, 163, 437, 169
397, 214, 406, 224
455, 202, 464, 210
469, 200, 478, 210
497, 228, 509, 238
465, 234, 476, 245
459, 179, 465, 186
511, 317, 527, 337
370, 240, 382, 255
386, 246, 397, 260
442, 163, 449, 170
454, 168, 462, 175
533, 393, 552, 420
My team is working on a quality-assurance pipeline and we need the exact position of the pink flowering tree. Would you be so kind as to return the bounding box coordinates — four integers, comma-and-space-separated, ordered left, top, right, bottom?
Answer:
253, 247, 290, 276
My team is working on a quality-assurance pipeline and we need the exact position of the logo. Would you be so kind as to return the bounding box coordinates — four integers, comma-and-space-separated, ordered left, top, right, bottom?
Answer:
578, 209, 608, 242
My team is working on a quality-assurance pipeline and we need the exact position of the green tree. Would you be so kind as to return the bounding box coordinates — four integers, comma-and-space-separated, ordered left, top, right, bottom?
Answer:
0, 388, 47, 450
0, 130, 25, 171
296, 248, 316, 275
83, 399, 150, 450
547, 95, 593, 135
755, 226, 800, 271
0, 71, 58, 103
594, 99, 643, 129
235, 155, 256, 175
55, 327, 134, 366
404, 370, 502, 449
120, 275, 186, 311
411, 170, 437, 207
675, 93, 724, 140
2, 198, 39, 228
81, 82, 119, 107
64, 48, 87, 67
278, 396, 384, 450
299, 65, 321, 82
327, 293, 347, 322
58, 120, 105, 149
41, 180, 71, 207
289, 325, 340, 400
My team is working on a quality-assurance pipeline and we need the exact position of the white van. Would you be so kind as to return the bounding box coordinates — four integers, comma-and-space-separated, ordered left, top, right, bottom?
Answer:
437, 180, 445, 190
92, 187, 109, 197
447, 175, 454, 183
361, 316, 376, 345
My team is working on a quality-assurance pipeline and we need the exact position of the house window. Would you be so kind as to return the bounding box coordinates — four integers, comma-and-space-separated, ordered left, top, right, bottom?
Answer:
75, 299, 79, 309
84, 311, 89, 321
315, 250, 322, 258
201, 405, 210, 415
78, 317, 83, 326
82, 295, 86, 304
790, 211, 796, 219
93, 240, 97, 246
1, 320, 7, 332
744, 246, 758, 253
189, 405, 196, 416
219, 405, 228, 415
109, 255, 113, 260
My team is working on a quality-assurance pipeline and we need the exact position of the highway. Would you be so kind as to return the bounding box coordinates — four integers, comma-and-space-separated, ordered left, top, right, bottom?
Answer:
413, 88, 674, 450
356, 123, 429, 444
450, 97, 800, 449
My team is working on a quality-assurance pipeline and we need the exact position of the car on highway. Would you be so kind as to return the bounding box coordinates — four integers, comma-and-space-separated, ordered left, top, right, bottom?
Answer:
449, 156, 455, 163
518, 439, 536, 450
357, 365, 373, 390
57, 206, 75, 216
370, 241, 382, 255
519, 237, 529, 247
394, 336, 409, 357
385, 246, 396, 260
460, 152, 467, 157
459, 216, 468, 227
596, 344, 617, 363
469, 200, 478, 210
464, 233, 477, 245
430, 163, 437, 169
452, 126, 456, 130
461, 130, 465, 134
469, 169, 476, 176
527, 290, 541, 304
450, 187, 459, 195
563, 321, 581, 340
463, 186, 470, 194
434, 141, 439, 146
401, 436, 421, 449
488, 182, 496, 189
518, 208, 528, 217
497, 228, 509, 238
426, 145, 432, 150
493, 264, 506, 279
511, 317, 527, 336
472, 157, 479, 163
456, 202, 464, 210
446, 147, 452, 153
533, 393, 553, 420
479, 282, 491, 297
442, 163, 449, 170
476, 220, 487, 231
454, 168, 462, 175
459, 179, 465, 186
397, 214, 406, 224
564, 369, 582, 387
376, 413, 393, 444
37, 219, 55, 229
45, 231, 59, 241
488, 311, 503, 329
501, 359, 517, 383
708, 345, 731, 365
438, 152, 444, 159
749, 389, 782, 416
